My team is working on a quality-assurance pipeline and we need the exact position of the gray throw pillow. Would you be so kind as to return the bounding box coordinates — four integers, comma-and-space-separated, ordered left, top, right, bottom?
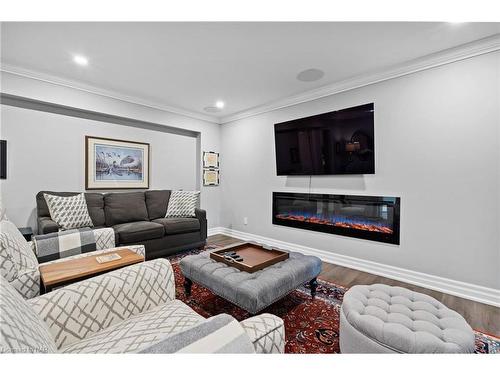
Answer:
165, 191, 200, 218
43, 193, 94, 230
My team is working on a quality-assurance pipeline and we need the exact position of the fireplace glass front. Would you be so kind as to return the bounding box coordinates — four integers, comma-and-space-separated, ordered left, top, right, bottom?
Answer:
273, 192, 400, 244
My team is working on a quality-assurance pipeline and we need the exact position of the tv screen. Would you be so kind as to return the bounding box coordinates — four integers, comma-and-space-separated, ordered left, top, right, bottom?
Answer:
274, 103, 375, 175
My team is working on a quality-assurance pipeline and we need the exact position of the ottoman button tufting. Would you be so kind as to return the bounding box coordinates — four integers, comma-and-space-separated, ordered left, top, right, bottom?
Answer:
340, 284, 475, 353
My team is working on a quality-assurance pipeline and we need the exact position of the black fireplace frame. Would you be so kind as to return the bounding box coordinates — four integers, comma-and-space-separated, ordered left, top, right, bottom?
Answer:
272, 192, 400, 245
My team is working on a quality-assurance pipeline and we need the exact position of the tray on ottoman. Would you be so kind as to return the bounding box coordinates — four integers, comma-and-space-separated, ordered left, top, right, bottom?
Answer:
210, 242, 289, 273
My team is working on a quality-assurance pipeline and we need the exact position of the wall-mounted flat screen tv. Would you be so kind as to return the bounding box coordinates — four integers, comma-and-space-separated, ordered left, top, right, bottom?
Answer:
274, 103, 375, 175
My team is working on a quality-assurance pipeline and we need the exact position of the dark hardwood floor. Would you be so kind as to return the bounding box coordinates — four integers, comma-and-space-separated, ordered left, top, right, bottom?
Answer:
208, 234, 500, 336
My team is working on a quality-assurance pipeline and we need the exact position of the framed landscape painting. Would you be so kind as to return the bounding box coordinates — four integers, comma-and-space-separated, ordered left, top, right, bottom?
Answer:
85, 136, 150, 190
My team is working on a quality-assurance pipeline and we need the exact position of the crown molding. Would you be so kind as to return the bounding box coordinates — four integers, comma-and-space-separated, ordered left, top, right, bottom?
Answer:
0, 64, 220, 124
2, 34, 499, 126
219, 34, 500, 124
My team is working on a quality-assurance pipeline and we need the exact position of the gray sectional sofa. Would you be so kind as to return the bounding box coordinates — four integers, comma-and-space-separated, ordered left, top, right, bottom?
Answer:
36, 190, 207, 259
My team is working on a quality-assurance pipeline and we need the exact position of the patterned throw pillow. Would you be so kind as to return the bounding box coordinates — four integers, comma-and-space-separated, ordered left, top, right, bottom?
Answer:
165, 191, 200, 218
43, 193, 94, 230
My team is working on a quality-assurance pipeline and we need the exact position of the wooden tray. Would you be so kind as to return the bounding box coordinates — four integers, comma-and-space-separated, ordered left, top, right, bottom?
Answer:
210, 242, 289, 273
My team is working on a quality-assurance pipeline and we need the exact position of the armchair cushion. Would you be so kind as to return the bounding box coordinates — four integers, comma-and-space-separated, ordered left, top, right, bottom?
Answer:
29, 258, 175, 349
0, 277, 57, 353
61, 300, 204, 353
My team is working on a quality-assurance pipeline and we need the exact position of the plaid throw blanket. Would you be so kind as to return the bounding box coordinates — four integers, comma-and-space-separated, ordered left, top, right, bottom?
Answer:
33, 227, 97, 263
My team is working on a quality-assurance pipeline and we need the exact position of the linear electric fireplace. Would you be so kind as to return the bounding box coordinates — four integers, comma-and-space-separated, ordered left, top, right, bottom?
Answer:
273, 192, 400, 244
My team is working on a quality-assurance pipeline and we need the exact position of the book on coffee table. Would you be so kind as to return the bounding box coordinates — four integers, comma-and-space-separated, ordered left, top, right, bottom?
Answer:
95, 253, 122, 263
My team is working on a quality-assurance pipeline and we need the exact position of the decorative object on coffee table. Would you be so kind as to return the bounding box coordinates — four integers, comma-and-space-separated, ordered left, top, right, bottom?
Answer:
180, 242, 321, 314
39, 248, 144, 293
85, 136, 150, 190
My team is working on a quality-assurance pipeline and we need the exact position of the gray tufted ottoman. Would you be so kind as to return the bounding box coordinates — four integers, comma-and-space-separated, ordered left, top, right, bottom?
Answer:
340, 284, 476, 353
180, 250, 322, 314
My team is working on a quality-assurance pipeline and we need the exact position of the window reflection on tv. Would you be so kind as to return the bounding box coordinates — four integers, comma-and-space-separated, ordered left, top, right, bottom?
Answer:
274, 103, 375, 175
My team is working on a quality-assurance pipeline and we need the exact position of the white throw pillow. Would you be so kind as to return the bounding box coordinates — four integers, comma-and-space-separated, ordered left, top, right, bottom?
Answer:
43, 193, 94, 230
165, 191, 200, 218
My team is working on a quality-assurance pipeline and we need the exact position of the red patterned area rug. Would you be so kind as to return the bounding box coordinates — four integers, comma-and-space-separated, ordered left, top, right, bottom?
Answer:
167, 247, 500, 354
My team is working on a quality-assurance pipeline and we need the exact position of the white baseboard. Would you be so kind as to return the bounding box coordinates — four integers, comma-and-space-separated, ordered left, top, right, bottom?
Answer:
207, 227, 226, 237
208, 227, 500, 308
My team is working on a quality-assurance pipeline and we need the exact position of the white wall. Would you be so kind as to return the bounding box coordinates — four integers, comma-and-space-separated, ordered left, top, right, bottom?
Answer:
0, 71, 222, 229
220, 52, 500, 290
1, 104, 199, 228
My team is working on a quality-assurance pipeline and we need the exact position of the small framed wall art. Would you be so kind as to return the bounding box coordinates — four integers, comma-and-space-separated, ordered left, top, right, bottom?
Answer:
203, 151, 219, 169
85, 136, 150, 190
203, 168, 220, 186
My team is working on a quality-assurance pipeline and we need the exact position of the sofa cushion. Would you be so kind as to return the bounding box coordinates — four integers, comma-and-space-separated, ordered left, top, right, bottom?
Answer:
0, 276, 57, 353
37, 191, 105, 227
104, 192, 149, 226
113, 221, 164, 243
145, 190, 171, 220
153, 218, 200, 235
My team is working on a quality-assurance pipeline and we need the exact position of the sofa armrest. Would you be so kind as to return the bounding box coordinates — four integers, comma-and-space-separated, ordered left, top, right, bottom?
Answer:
29, 258, 175, 350
37, 217, 59, 234
240, 313, 285, 353
195, 208, 207, 240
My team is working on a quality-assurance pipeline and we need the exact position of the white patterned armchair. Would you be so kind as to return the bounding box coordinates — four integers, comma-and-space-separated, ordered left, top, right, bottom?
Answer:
1, 258, 285, 353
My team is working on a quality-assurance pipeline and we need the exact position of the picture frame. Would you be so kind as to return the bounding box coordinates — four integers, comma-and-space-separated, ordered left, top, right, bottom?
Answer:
85, 136, 150, 190
203, 151, 219, 168
203, 168, 219, 186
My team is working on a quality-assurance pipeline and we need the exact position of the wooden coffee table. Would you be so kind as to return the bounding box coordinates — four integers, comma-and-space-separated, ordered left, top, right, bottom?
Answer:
39, 248, 144, 293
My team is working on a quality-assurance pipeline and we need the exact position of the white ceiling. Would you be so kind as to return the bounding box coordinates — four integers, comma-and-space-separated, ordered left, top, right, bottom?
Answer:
1, 22, 499, 122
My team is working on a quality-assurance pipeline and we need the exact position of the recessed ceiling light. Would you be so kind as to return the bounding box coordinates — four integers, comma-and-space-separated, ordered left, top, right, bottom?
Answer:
215, 100, 225, 109
297, 68, 325, 82
204, 106, 221, 113
73, 55, 89, 66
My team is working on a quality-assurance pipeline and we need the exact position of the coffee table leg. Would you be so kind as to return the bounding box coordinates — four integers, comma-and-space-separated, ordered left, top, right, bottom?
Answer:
184, 278, 193, 297
309, 278, 318, 299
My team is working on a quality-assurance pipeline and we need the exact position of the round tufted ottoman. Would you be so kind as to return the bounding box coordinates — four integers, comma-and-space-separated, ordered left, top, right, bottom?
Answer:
340, 284, 475, 353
